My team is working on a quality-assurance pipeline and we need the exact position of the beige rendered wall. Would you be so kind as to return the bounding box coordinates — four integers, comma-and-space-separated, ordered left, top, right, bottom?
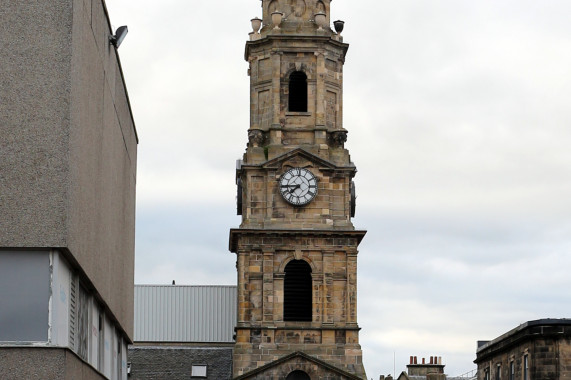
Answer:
0, 0, 137, 338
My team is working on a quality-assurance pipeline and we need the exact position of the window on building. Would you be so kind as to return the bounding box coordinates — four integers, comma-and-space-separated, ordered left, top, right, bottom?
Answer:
284, 260, 312, 321
70, 278, 89, 361
0, 250, 50, 342
191, 365, 207, 377
117, 339, 123, 379
509, 361, 514, 380
288, 71, 308, 112
523, 355, 528, 380
77, 285, 89, 361
98, 313, 105, 371
496, 364, 501, 380
484, 367, 490, 380
286, 370, 311, 380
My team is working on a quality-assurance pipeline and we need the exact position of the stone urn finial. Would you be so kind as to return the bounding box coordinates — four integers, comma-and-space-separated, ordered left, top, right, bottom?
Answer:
271, 11, 283, 30
333, 20, 345, 35
314, 12, 327, 30
251, 17, 262, 33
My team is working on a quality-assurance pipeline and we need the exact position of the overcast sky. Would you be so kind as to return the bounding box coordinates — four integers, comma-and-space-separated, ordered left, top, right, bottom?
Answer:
105, 0, 571, 377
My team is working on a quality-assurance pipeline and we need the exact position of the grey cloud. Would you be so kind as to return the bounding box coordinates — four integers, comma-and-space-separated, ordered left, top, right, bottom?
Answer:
107, 0, 571, 377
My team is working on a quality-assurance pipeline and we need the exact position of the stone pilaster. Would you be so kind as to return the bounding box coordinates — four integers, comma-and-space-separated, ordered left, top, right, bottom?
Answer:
262, 249, 274, 323
315, 50, 326, 128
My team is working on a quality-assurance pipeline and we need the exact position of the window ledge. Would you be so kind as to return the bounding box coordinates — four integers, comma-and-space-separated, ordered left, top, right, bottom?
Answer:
286, 112, 312, 116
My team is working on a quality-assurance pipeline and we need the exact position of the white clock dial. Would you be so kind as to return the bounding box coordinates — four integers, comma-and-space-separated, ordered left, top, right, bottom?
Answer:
279, 168, 318, 206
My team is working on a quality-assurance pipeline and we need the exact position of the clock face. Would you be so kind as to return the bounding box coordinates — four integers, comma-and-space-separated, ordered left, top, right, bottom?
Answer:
279, 168, 318, 206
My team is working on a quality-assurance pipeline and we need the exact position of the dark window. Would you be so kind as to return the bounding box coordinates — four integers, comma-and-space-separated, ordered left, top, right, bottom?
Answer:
117, 339, 122, 379
509, 361, 514, 380
523, 355, 528, 380
98, 314, 105, 371
289, 71, 308, 112
284, 260, 312, 321
286, 370, 311, 380
77, 284, 89, 360
0, 251, 50, 342
496, 364, 501, 380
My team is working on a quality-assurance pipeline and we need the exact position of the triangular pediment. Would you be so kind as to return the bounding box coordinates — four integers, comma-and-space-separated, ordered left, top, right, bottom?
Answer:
260, 148, 352, 171
233, 351, 364, 380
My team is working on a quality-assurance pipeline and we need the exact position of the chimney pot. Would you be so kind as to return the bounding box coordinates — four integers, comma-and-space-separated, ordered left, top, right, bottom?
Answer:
422, 358, 425, 364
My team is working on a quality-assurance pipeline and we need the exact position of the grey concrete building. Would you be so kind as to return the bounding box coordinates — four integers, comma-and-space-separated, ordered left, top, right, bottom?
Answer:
474, 319, 571, 380
128, 285, 236, 379
0, 1, 137, 379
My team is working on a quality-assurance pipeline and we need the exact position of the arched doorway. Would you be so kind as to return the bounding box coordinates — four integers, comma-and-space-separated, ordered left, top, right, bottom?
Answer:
286, 370, 311, 380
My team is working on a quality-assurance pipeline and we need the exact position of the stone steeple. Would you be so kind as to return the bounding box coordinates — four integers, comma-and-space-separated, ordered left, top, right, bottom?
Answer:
256, 0, 335, 37
230, 1, 367, 379
245, 0, 350, 169
240, 0, 356, 232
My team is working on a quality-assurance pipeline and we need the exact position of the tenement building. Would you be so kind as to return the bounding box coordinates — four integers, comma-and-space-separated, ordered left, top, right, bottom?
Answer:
391, 356, 470, 380
229, 0, 367, 379
474, 319, 571, 380
0, 1, 137, 379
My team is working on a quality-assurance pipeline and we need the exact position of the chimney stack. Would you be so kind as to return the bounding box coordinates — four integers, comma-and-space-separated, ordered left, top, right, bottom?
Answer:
406, 354, 446, 376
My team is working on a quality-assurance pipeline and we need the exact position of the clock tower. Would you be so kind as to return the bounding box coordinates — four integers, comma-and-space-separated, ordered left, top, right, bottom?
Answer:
229, 1, 367, 379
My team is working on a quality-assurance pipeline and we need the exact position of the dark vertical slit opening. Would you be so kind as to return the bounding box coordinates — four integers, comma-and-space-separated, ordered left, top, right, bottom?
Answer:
284, 259, 312, 321
289, 71, 308, 112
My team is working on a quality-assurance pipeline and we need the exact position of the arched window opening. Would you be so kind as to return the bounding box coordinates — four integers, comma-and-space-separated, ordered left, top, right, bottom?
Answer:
289, 71, 308, 112
286, 370, 311, 380
284, 260, 312, 321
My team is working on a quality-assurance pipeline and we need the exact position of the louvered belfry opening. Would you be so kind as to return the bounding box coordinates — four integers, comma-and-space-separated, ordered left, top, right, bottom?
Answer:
286, 370, 311, 380
284, 259, 312, 321
288, 71, 308, 112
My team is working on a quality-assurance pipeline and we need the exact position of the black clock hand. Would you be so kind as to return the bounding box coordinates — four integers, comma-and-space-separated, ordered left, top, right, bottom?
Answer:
289, 184, 301, 193
281, 184, 299, 189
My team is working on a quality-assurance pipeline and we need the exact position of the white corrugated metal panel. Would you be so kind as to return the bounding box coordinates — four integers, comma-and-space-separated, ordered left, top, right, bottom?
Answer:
134, 285, 237, 343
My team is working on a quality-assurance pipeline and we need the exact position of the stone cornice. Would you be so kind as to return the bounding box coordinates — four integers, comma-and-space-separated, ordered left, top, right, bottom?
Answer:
474, 319, 571, 363
229, 228, 366, 253
245, 34, 349, 62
